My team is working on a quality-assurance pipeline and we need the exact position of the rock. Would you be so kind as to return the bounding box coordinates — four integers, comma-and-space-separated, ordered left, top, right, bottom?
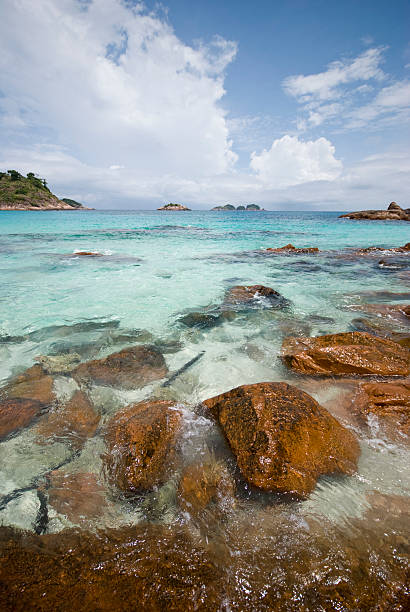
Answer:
35, 353, 81, 374
47, 471, 107, 523
355, 242, 410, 254
104, 400, 182, 492
282, 332, 410, 377
36, 390, 100, 449
178, 312, 222, 329
203, 382, 359, 497
212, 204, 236, 210
0, 397, 45, 440
224, 285, 290, 309
265, 244, 319, 253
340, 203, 410, 221
73, 251, 103, 257
2, 364, 56, 405
178, 460, 235, 519
353, 380, 410, 437
157, 203, 191, 211
72, 345, 168, 389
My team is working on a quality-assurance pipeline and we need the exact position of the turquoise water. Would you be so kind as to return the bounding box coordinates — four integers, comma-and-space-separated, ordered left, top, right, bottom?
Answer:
0, 209, 409, 534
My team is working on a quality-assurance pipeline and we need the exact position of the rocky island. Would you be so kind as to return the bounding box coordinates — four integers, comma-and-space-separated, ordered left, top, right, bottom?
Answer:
212, 204, 263, 211
340, 201, 410, 221
157, 203, 191, 211
0, 170, 91, 210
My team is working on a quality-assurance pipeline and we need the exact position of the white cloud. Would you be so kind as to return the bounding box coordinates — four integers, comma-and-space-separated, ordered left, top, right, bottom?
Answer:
347, 80, 410, 128
0, 0, 237, 181
250, 135, 342, 188
283, 48, 386, 102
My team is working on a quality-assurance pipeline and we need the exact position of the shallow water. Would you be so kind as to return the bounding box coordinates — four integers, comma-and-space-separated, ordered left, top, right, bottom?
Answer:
0, 210, 409, 609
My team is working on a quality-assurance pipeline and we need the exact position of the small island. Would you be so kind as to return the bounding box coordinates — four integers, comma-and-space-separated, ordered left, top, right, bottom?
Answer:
0, 170, 91, 210
157, 203, 191, 211
339, 201, 409, 221
211, 204, 263, 211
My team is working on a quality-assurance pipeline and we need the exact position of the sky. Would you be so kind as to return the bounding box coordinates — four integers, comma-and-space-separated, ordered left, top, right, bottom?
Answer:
0, 0, 409, 210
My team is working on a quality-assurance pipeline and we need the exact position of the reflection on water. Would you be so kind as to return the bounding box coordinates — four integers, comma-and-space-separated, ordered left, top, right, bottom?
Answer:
0, 211, 409, 609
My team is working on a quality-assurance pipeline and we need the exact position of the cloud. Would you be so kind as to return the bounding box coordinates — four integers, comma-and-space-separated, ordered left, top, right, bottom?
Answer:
283, 48, 386, 102
0, 0, 237, 181
346, 80, 410, 128
250, 135, 342, 188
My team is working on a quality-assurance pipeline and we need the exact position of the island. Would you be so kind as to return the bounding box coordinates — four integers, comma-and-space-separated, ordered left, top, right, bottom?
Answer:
211, 204, 263, 211
157, 203, 191, 211
0, 170, 91, 210
339, 202, 410, 221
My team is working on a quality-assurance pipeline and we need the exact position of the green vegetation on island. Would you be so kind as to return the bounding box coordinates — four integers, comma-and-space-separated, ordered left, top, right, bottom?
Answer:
157, 203, 191, 211
211, 203, 263, 211
0, 170, 90, 210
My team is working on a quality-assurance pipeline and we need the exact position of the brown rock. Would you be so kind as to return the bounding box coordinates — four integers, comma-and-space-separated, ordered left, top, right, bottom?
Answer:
340, 203, 410, 221
282, 332, 410, 377
72, 345, 168, 389
36, 390, 100, 449
0, 397, 45, 440
74, 251, 103, 256
104, 400, 182, 492
265, 243, 319, 253
2, 364, 55, 405
353, 380, 410, 437
47, 471, 107, 523
224, 284, 289, 308
178, 460, 235, 519
203, 382, 359, 497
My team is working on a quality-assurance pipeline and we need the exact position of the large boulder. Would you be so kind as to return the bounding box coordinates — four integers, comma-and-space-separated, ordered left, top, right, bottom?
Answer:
353, 381, 410, 438
178, 460, 235, 520
36, 390, 100, 449
202, 382, 359, 498
104, 400, 182, 492
2, 364, 55, 405
282, 332, 410, 377
224, 285, 290, 309
340, 203, 410, 221
72, 345, 167, 389
0, 397, 45, 440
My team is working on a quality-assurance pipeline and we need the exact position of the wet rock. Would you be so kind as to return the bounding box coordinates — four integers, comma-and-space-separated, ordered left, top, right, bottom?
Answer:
47, 471, 107, 523
353, 380, 410, 437
72, 251, 103, 256
35, 353, 81, 374
179, 312, 222, 329
2, 365, 56, 405
36, 390, 100, 450
104, 400, 182, 492
178, 460, 235, 519
340, 202, 410, 221
354, 242, 410, 254
265, 243, 320, 253
203, 382, 359, 497
224, 284, 290, 309
282, 332, 410, 377
72, 345, 168, 389
0, 397, 45, 441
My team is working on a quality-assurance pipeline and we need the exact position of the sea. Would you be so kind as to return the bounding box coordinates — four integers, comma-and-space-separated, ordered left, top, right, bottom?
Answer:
0, 209, 409, 606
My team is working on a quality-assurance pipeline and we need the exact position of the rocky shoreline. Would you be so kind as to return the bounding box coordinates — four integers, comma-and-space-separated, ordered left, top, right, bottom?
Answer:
340, 201, 410, 221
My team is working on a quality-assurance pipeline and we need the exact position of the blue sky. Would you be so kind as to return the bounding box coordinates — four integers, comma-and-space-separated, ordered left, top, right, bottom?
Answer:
0, 0, 409, 209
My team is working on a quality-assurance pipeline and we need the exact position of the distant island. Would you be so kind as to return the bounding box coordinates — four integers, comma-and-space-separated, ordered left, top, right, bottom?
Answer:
211, 204, 263, 211
339, 201, 409, 221
157, 203, 191, 211
0, 170, 91, 210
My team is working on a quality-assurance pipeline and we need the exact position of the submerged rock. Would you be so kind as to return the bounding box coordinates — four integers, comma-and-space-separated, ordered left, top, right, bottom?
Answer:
353, 380, 410, 438
35, 353, 81, 375
178, 460, 235, 520
203, 382, 359, 498
265, 243, 320, 253
104, 400, 182, 492
224, 285, 290, 309
282, 332, 410, 377
0, 397, 45, 441
47, 471, 107, 523
178, 312, 222, 329
73, 345, 168, 389
36, 390, 100, 450
2, 365, 56, 405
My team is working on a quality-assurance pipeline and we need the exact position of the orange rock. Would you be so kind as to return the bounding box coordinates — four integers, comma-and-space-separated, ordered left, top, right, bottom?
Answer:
203, 382, 359, 498
178, 461, 235, 519
2, 364, 55, 405
224, 284, 289, 308
282, 332, 410, 377
104, 400, 182, 492
353, 380, 410, 437
72, 345, 168, 389
74, 251, 103, 256
36, 390, 100, 449
47, 471, 107, 523
265, 244, 319, 253
0, 397, 45, 440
